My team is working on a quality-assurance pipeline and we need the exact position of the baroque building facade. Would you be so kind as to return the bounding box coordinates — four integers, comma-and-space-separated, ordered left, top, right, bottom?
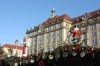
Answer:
25, 8, 100, 55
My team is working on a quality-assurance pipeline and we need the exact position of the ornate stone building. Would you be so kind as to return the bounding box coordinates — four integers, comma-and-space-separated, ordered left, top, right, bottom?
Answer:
25, 8, 100, 55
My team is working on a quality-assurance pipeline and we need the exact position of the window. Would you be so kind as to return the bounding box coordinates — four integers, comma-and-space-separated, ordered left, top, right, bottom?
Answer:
83, 41, 87, 46
36, 31, 38, 34
34, 37, 36, 40
52, 37, 55, 42
52, 47, 55, 51
77, 18, 79, 21
66, 24, 69, 27
52, 32, 55, 36
58, 36, 60, 41
91, 24, 96, 30
91, 32, 96, 37
48, 33, 50, 37
53, 25, 56, 29
48, 27, 50, 31
48, 48, 50, 52
47, 39, 50, 43
98, 11, 100, 15
39, 40, 43, 44
41, 29, 44, 32
40, 49, 42, 52
92, 40, 97, 45
34, 41, 36, 45
58, 23, 61, 28
40, 35, 43, 38
83, 33, 87, 38
83, 27, 87, 30
57, 30, 60, 34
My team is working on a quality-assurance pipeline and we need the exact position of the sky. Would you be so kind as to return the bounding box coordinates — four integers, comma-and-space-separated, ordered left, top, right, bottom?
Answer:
0, 0, 100, 46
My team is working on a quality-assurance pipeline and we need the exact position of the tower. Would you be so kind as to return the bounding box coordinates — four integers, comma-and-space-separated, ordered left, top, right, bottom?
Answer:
20, 37, 23, 46
50, 8, 56, 18
15, 40, 18, 46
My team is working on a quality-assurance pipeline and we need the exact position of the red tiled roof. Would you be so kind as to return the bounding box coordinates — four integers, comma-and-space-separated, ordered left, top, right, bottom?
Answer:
26, 9, 100, 34
71, 9, 100, 23
2, 44, 23, 50
43, 14, 71, 25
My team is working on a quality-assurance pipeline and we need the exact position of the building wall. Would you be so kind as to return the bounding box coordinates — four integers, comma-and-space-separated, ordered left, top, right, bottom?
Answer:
26, 11, 100, 55
26, 20, 72, 55
3, 47, 22, 57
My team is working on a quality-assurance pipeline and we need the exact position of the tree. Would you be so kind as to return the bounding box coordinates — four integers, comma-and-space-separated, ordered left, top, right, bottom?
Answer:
0, 47, 4, 55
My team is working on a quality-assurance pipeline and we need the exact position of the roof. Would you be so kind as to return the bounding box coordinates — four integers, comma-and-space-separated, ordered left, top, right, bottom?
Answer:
2, 44, 23, 50
43, 14, 71, 25
26, 14, 71, 34
26, 9, 100, 34
71, 9, 100, 23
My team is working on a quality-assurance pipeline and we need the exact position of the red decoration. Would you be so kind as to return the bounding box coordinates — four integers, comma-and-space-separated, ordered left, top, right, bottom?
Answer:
87, 48, 92, 54
98, 49, 100, 52
72, 26, 82, 36
66, 46, 69, 51
23, 45, 26, 54
78, 32, 82, 36
26, 56, 30, 60
38, 52, 43, 56
38, 60, 44, 66
72, 30, 79, 36
72, 31, 82, 36
74, 45, 79, 51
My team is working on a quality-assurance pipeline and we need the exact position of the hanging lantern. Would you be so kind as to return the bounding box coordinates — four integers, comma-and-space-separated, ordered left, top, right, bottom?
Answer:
80, 52, 85, 57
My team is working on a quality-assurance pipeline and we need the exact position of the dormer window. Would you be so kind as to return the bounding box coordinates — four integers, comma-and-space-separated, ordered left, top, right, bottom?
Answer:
98, 11, 100, 15
85, 13, 91, 18
77, 18, 79, 21
82, 17, 85, 20
56, 18, 58, 21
